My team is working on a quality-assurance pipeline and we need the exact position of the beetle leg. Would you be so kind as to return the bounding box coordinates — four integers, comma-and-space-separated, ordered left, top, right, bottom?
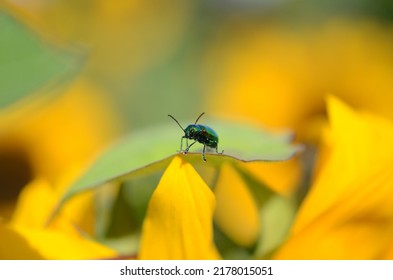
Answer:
216, 146, 224, 155
202, 144, 206, 162
185, 141, 196, 154
179, 136, 186, 152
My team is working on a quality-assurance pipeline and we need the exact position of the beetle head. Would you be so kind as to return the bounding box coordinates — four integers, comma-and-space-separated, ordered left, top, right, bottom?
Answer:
184, 125, 198, 139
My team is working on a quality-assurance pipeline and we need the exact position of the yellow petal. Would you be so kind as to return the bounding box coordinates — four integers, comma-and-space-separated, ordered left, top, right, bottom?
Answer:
139, 156, 220, 260
19, 80, 121, 182
241, 157, 302, 196
0, 223, 44, 260
1, 79, 121, 230
206, 20, 393, 137
275, 96, 393, 259
275, 163, 393, 259
0, 79, 121, 184
214, 163, 259, 247
11, 178, 56, 229
0, 223, 116, 260
10, 174, 96, 237
381, 241, 393, 259
293, 95, 393, 233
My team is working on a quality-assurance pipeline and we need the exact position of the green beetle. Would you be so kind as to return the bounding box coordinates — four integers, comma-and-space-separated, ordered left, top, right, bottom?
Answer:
168, 112, 223, 162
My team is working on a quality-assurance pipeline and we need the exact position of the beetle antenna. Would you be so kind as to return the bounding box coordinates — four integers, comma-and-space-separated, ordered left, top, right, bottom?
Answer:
194, 112, 205, 124
168, 114, 185, 132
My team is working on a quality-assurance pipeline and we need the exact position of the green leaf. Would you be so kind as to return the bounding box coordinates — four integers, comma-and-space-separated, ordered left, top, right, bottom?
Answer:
255, 195, 297, 258
0, 12, 82, 109
55, 119, 303, 211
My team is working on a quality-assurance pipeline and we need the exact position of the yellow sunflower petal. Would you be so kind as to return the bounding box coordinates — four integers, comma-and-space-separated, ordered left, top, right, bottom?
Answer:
11, 178, 56, 228
11, 176, 95, 236
0, 223, 116, 260
275, 96, 393, 259
275, 162, 393, 259
138, 156, 220, 260
0, 223, 44, 260
382, 241, 393, 259
214, 163, 259, 247
0, 79, 121, 184
206, 20, 393, 137
19, 80, 121, 183
241, 157, 302, 196
292, 95, 393, 233
1, 78, 121, 232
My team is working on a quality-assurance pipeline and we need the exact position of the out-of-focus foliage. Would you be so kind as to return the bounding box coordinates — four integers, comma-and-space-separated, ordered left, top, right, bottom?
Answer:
0, 12, 81, 108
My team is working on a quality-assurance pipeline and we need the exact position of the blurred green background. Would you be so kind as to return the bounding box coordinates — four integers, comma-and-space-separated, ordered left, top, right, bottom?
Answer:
2, 0, 393, 129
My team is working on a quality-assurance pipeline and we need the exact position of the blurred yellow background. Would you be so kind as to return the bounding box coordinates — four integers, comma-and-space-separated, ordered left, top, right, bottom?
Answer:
2, 0, 393, 259
4, 0, 393, 130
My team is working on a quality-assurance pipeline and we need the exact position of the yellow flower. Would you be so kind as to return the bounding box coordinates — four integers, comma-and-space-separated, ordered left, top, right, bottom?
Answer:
0, 79, 121, 259
139, 156, 220, 260
205, 19, 393, 143
0, 79, 120, 217
0, 79, 120, 184
0, 222, 115, 260
274, 96, 393, 259
239, 158, 302, 196
202, 20, 393, 223
214, 163, 259, 248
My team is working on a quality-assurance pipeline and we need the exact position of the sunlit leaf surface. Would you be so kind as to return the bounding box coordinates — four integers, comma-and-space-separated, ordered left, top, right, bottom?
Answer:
57, 120, 303, 208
